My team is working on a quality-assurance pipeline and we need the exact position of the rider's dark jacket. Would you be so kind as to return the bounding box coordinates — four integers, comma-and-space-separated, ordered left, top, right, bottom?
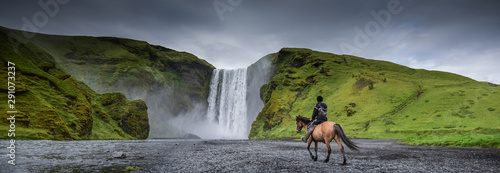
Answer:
311, 102, 328, 125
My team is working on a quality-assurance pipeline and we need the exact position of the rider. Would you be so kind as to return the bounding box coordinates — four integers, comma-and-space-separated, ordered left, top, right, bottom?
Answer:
301, 96, 328, 142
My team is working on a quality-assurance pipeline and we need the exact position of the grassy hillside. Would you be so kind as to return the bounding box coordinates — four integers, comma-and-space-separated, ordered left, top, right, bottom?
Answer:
0, 27, 149, 140
249, 48, 500, 148
2, 27, 215, 138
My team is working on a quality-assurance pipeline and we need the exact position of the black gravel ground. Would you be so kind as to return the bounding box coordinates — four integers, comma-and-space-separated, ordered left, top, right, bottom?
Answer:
1, 139, 499, 172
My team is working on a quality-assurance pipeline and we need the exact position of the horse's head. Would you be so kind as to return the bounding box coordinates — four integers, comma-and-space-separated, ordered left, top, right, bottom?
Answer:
296, 115, 312, 133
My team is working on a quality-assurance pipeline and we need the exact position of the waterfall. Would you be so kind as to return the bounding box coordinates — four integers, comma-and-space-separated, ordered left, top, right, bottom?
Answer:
172, 57, 271, 139
206, 68, 248, 139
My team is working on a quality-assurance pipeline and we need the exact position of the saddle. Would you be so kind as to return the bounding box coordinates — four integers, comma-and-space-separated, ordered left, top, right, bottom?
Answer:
307, 120, 325, 133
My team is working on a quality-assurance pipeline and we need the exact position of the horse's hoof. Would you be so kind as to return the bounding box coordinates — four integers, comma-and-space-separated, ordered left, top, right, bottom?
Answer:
314, 157, 318, 161
323, 159, 329, 163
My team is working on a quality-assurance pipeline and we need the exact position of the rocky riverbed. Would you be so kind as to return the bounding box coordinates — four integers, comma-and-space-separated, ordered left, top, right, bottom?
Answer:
1, 139, 499, 172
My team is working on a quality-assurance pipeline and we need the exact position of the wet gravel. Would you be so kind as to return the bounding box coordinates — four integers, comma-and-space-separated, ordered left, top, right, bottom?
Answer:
1, 139, 499, 172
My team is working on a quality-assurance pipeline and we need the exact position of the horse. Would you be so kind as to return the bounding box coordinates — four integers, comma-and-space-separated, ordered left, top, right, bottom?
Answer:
296, 115, 359, 165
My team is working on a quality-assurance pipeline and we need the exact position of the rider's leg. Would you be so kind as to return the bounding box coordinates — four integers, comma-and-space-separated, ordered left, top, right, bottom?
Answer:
301, 130, 312, 143
302, 121, 317, 143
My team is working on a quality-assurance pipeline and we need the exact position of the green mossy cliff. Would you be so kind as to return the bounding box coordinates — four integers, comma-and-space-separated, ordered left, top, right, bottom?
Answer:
1, 26, 215, 138
249, 48, 500, 148
0, 27, 150, 140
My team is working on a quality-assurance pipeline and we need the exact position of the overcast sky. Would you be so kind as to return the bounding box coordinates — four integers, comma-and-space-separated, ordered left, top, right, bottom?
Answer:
1, 0, 499, 83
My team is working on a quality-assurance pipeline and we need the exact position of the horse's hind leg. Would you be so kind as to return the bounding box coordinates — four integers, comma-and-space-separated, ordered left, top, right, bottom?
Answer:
314, 141, 318, 161
324, 140, 331, 163
335, 136, 346, 165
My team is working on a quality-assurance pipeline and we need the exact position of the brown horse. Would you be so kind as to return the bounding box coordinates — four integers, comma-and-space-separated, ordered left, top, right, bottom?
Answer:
296, 115, 359, 165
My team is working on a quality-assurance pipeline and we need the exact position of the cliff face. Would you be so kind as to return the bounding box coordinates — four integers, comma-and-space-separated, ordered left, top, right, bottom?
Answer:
245, 53, 276, 134
0, 27, 149, 139
2, 28, 215, 138
249, 48, 499, 148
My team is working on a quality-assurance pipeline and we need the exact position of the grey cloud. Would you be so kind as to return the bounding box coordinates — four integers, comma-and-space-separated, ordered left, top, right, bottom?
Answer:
0, 0, 498, 83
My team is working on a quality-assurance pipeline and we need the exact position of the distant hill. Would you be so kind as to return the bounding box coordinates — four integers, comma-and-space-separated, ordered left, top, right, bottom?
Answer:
0, 26, 214, 139
249, 48, 499, 148
15, 28, 214, 138
0, 27, 150, 139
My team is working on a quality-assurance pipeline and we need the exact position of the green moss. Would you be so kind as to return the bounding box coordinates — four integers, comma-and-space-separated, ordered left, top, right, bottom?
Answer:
400, 134, 500, 149
126, 166, 142, 172
119, 99, 149, 139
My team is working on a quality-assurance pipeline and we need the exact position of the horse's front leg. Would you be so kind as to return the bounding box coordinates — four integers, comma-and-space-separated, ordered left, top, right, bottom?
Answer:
307, 139, 314, 160
314, 141, 318, 161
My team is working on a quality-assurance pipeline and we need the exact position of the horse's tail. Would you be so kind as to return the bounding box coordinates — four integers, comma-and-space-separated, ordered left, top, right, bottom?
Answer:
334, 123, 360, 151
